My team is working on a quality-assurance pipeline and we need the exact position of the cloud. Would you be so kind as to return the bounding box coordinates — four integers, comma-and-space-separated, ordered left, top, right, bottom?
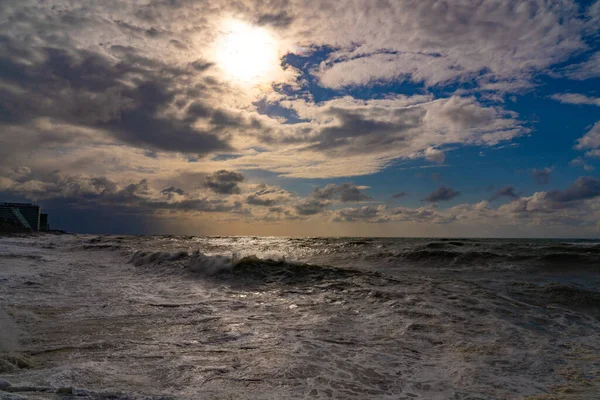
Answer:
245, 183, 294, 206
490, 186, 520, 201
161, 186, 185, 195
204, 170, 245, 194
0, 41, 234, 155
0, 173, 240, 215
392, 192, 407, 199
389, 206, 456, 224
551, 93, 600, 106
315, 52, 462, 89
545, 177, 600, 203
424, 148, 445, 164
160, 186, 185, 199
574, 122, 600, 156
564, 52, 600, 80
307, 0, 586, 90
253, 95, 529, 178
312, 183, 372, 202
256, 11, 295, 28
322, 176, 600, 229
570, 157, 595, 172
531, 168, 552, 185
294, 198, 330, 215
423, 186, 460, 202
0, 0, 599, 234
0, 0, 548, 181
332, 205, 388, 223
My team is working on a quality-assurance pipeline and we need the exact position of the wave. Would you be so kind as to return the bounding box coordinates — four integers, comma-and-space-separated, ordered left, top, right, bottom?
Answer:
80, 244, 125, 251
399, 249, 503, 264
510, 283, 600, 312
379, 247, 600, 268
424, 241, 466, 249
129, 250, 367, 284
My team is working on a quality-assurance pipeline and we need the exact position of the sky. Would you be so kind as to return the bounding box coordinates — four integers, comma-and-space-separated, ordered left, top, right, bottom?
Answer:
1, 0, 600, 237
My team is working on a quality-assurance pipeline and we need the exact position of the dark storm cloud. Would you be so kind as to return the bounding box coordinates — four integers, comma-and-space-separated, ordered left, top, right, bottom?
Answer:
490, 186, 519, 201
204, 170, 245, 194
531, 168, 552, 184
545, 177, 600, 203
0, 37, 232, 155
312, 183, 372, 202
423, 185, 460, 202
392, 192, 407, 199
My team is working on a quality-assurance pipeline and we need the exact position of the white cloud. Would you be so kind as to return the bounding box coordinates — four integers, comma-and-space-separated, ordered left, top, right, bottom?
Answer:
551, 93, 600, 106
300, 0, 587, 90
564, 52, 600, 80
240, 95, 529, 178
575, 122, 600, 153
424, 148, 446, 164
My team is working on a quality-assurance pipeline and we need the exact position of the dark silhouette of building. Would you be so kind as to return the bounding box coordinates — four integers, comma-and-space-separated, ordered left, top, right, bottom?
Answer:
40, 213, 49, 231
0, 202, 41, 231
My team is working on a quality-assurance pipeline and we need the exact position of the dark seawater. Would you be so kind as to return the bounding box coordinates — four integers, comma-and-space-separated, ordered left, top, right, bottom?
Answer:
0, 235, 599, 399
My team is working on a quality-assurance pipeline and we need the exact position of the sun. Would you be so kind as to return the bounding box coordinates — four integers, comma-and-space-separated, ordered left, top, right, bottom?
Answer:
215, 20, 282, 85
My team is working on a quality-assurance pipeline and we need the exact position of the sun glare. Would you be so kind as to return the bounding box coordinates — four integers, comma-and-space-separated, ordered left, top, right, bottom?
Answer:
215, 20, 282, 85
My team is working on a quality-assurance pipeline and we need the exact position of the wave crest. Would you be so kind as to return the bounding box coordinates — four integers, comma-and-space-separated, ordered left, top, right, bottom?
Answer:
129, 250, 367, 284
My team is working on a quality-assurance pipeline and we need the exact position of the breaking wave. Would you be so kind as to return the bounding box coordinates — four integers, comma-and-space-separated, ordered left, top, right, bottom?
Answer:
128, 250, 377, 287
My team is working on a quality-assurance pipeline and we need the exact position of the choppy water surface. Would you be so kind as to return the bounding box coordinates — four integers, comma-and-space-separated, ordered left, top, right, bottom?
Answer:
1, 235, 599, 399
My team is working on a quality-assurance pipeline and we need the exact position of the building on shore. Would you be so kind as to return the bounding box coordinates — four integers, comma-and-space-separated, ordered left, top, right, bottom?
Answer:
0, 202, 44, 231
40, 213, 49, 232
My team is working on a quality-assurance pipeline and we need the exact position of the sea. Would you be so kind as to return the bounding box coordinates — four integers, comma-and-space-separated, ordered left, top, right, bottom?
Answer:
0, 234, 599, 399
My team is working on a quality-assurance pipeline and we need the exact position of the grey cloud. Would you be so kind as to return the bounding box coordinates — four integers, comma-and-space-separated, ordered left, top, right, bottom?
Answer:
392, 192, 407, 199
531, 168, 552, 185
390, 206, 456, 224
190, 60, 214, 72
245, 184, 294, 207
570, 158, 595, 172
423, 186, 460, 202
265, 95, 528, 178
1, 173, 239, 214
204, 170, 245, 194
307, 107, 424, 154
312, 183, 372, 202
257, 11, 294, 28
0, 36, 232, 155
545, 177, 600, 203
490, 186, 519, 201
161, 187, 185, 199
294, 198, 330, 215
332, 206, 388, 223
